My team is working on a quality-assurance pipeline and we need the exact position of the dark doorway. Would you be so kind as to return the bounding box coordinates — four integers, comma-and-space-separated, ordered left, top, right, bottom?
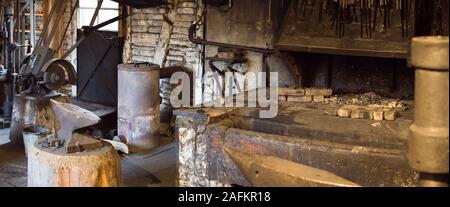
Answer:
76, 30, 123, 106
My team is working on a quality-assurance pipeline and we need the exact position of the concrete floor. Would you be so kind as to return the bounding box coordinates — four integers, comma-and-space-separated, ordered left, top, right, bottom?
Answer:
0, 128, 177, 187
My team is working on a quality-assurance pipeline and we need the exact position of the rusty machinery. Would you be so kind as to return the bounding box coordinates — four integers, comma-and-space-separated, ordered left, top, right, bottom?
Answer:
409, 36, 449, 187
5, 0, 130, 153
19, 0, 130, 96
17, 0, 76, 95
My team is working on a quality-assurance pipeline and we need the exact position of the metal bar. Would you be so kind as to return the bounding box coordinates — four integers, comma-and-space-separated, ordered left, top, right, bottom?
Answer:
92, 13, 126, 31
29, 0, 35, 50
20, 1, 26, 60
61, 36, 84, 60
90, 0, 104, 27
188, 22, 273, 54
20, 1, 30, 14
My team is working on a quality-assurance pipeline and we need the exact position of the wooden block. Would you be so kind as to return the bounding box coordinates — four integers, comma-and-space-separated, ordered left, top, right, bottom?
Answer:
278, 87, 305, 96
313, 95, 325, 103
384, 110, 398, 121
287, 95, 312, 103
373, 111, 384, 121
324, 107, 339, 116
368, 112, 374, 120
304, 88, 333, 96
359, 111, 371, 120
338, 108, 351, 118
351, 110, 362, 119
279, 95, 287, 102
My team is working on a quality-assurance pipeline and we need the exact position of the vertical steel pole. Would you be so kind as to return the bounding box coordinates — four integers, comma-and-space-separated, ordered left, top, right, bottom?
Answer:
30, 0, 36, 52
409, 36, 449, 187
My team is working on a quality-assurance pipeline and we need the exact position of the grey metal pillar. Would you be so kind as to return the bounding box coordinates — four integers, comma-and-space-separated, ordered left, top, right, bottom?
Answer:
409, 36, 449, 187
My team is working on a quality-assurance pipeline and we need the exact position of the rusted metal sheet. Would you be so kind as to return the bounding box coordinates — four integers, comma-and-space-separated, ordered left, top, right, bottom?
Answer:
118, 63, 160, 152
205, 0, 277, 50
224, 146, 360, 187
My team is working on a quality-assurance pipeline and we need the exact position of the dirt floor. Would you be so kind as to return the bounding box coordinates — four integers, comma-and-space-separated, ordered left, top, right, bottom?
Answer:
0, 128, 177, 187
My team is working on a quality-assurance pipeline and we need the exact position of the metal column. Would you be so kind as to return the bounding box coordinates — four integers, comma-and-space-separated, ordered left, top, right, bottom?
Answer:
409, 36, 449, 187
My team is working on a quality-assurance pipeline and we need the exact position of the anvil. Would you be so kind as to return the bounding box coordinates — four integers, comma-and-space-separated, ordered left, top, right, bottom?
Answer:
50, 100, 102, 153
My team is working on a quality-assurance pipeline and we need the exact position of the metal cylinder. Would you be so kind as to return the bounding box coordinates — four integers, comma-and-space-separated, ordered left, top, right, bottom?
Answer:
118, 63, 160, 152
22, 125, 48, 157
409, 36, 449, 186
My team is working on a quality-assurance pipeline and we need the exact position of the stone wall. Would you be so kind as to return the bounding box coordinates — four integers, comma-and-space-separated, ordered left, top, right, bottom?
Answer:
123, 1, 203, 69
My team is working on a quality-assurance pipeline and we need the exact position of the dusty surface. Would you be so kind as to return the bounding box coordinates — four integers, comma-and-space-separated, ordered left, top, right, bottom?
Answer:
229, 101, 414, 149
0, 129, 27, 187
175, 101, 417, 187
325, 92, 410, 111
0, 128, 177, 187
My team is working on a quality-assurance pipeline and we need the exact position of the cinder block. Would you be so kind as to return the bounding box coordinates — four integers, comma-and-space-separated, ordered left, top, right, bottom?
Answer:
384, 110, 398, 121
287, 95, 312, 103
338, 108, 351, 118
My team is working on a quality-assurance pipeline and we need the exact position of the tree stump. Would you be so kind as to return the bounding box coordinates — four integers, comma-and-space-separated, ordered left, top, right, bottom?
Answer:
28, 141, 121, 187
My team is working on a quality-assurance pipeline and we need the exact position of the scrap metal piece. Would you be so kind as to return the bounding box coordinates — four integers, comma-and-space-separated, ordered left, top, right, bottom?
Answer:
224, 147, 361, 187
50, 100, 101, 153
100, 138, 129, 154
66, 133, 103, 153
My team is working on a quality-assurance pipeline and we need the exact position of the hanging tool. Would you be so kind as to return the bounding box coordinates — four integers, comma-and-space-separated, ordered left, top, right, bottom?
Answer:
299, 0, 308, 19
372, 0, 379, 32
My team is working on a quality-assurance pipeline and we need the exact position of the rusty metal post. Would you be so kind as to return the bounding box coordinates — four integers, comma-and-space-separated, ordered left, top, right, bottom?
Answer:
409, 36, 449, 187
118, 63, 161, 152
